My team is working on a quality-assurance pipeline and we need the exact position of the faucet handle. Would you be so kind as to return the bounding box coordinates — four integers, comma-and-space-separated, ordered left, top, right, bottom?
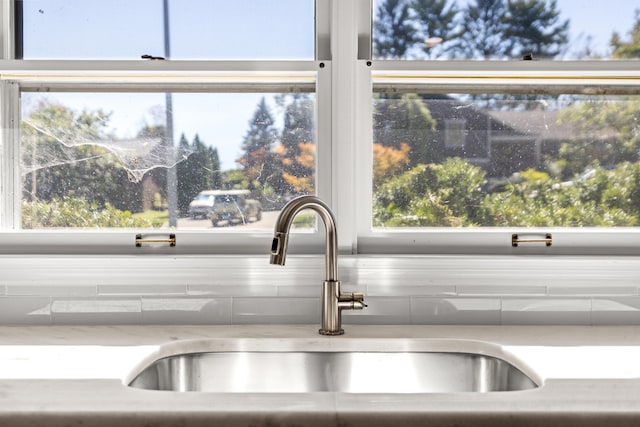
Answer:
339, 291, 367, 309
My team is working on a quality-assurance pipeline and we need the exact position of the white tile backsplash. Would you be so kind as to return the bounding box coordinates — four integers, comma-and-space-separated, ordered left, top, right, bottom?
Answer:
0, 296, 51, 324
99, 284, 187, 296
231, 297, 320, 324
411, 297, 501, 325
188, 284, 278, 297
141, 297, 232, 325
51, 297, 142, 324
501, 298, 592, 325
0, 254, 637, 325
8, 285, 97, 297
344, 297, 412, 325
592, 298, 640, 325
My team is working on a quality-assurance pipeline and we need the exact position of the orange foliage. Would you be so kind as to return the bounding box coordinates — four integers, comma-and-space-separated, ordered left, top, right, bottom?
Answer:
296, 142, 315, 169
373, 142, 410, 186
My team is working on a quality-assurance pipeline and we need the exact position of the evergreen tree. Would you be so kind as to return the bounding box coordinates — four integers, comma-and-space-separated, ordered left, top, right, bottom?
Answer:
277, 94, 315, 197
237, 97, 278, 196
374, 0, 417, 59
209, 146, 222, 189
505, 0, 569, 58
373, 93, 437, 167
411, 0, 459, 58
611, 11, 640, 58
454, 0, 510, 59
176, 134, 220, 215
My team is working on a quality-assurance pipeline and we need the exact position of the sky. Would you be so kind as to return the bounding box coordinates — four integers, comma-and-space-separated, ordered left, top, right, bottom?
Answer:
19, 0, 639, 171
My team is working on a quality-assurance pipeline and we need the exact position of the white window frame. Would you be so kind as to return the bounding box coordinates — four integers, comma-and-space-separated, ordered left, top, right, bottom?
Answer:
0, 0, 639, 257
357, 59, 640, 256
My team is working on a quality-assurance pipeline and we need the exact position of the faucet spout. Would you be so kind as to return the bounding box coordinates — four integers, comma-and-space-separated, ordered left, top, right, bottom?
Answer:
269, 195, 365, 335
269, 195, 338, 281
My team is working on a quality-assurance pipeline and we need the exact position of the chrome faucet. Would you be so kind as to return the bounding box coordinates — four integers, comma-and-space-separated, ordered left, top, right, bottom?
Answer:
270, 195, 366, 335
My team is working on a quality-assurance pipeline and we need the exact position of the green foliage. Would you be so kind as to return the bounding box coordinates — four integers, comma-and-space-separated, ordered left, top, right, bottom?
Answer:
484, 164, 640, 227
374, 158, 487, 227
276, 94, 316, 201
237, 97, 279, 199
374, 160, 640, 228
22, 102, 133, 211
411, 0, 459, 58
374, 0, 417, 59
373, 0, 569, 60
454, 0, 511, 59
177, 134, 222, 214
373, 93, 437, 166
557, 97, 640, 177
22, 197, 155, 229
503, 0, 569, 58
611, 11, 640, 58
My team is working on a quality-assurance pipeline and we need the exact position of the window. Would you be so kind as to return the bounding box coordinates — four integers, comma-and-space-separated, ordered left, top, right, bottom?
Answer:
444, 119, 466, 149
372, 0, 638, 60
1, 1, 640, 256
1, 0, 323, 254
17, 0, 315, 60
20, 91, 316, 231
364, 0, 640, 254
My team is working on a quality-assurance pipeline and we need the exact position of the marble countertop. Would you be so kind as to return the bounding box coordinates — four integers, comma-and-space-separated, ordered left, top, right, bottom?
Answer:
2, 324, 640, 427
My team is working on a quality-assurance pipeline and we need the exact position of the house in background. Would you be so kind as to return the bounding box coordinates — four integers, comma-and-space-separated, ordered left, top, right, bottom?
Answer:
416, 95, 615, 177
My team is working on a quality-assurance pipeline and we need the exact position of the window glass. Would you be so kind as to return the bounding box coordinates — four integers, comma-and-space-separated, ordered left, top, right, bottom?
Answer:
18, 0, 315, 60
373, 93, 640, 227
21, 92, 316, 230
373, 0, 639, 60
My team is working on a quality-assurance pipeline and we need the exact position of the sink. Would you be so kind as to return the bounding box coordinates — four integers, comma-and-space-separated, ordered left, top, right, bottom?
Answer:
128, 350, 538, 393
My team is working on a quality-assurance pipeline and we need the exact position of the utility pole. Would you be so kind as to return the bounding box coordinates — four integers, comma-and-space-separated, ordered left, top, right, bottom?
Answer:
163, 0, 178, 227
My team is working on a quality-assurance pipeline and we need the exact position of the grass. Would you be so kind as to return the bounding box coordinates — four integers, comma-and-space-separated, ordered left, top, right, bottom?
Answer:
132, 209, 169, 228
292, 212, 316, 228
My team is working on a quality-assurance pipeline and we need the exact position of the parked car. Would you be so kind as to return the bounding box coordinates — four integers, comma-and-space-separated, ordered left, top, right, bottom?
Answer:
188, 190, 262, 226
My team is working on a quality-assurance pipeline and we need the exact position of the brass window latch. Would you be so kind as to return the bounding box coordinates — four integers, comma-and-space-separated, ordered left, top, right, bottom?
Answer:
135, 234, 176, 247
512, 233, 552, 247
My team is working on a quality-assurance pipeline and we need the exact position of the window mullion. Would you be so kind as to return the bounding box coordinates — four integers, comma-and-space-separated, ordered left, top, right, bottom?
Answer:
0, 81, 19, 230
330, 0, 371, 255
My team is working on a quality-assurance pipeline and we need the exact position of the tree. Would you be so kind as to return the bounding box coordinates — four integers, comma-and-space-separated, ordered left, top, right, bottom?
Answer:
505, 0, 569, 58
374, 0, 417, 59
209, 146, 222, 190
483, 166, 639, 226
374, 158, 488, 226
176, 134, 223, 215
21, 101, 136, 213
454, 0, 511, 59
275, 94, 315, 199
237, 97, 278, 198
411, 0, 459, 58
611, 10, 640, 58
556, 97, 640, 177
373, 93, 437, 167
373, 142, 410, 187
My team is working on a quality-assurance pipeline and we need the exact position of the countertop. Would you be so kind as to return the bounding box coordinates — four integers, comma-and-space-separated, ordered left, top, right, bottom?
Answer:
2, 324, 640, 426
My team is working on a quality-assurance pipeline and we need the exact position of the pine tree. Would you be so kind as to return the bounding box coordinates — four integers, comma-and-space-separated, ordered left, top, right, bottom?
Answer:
277, 94, 315, 197
208, 146, 222, 189
454, 0, 510, 59
505, 0, 569, 59
374, 0, 417, 59
411, 0, 459, 58
611, 11, 640, 58
238, 97, 278, 196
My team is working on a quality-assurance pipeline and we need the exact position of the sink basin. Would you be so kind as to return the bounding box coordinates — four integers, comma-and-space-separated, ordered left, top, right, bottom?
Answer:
128, 351, 538, 393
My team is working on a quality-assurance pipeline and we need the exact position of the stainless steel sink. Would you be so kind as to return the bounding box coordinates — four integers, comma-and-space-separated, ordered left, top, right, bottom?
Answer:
128, 351, 538, 393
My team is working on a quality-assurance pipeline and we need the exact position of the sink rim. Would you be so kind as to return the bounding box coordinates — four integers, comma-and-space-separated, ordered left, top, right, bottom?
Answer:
124, 337, 543, 389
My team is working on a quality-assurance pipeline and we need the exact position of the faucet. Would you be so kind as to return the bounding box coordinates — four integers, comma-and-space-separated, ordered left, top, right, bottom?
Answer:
270, 195, 366, 335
